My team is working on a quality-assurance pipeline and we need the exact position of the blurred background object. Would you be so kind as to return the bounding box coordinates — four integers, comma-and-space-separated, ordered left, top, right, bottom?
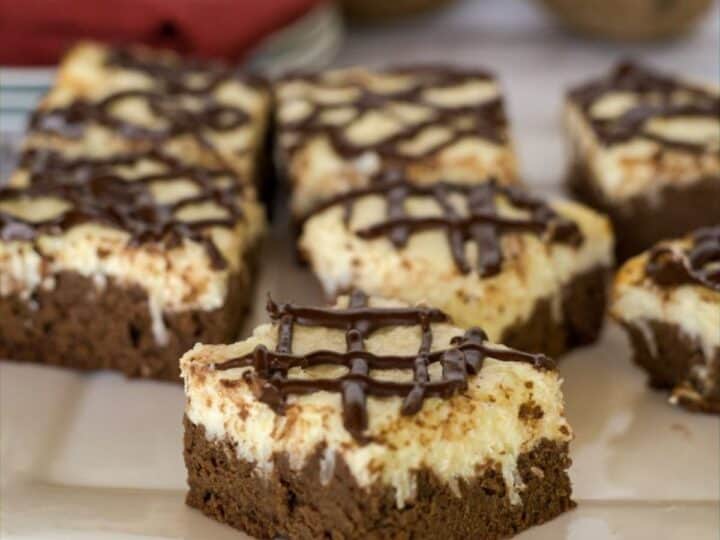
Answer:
537, 0, 714, 40
249, 2, 343, 74
1, 0, 714, 68
0, 0, 340, 65
340, 0, 457, 21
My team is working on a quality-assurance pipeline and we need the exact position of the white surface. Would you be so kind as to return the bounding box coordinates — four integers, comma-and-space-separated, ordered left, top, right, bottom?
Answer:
2, 0, 720, 538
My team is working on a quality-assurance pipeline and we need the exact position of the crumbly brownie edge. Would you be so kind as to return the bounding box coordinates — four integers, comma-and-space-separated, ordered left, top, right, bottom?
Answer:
0, 260, 256, 381
183, 418, 574, 540
498, 264, 610, 358
567, 160, 720, 262
621, 320, 720, 414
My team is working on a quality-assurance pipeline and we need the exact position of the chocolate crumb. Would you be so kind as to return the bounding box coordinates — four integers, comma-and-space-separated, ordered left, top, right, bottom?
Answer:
518, 401, 544, 421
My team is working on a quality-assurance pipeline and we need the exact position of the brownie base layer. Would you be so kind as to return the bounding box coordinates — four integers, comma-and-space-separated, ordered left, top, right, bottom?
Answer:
184, 418, 574, 540
567, 161, 720, 262
500, 264, 610, 358
0, 269, 253, 381
622, 320, 720, 414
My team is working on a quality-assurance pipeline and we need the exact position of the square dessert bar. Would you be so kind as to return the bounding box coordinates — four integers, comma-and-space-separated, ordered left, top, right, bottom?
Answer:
0, 149, 265, 380
182, 293, 575, 539
22, 42, 270, 184
565, 61, 720, 260
0, 43, 269, 380
274, 65, 519, 217
612, 227, 720, 413
299, 178, 614, 358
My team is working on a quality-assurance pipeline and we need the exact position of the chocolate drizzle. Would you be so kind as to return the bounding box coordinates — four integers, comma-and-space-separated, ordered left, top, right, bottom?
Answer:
1, 45, 265, 266
303, 178, 584, 277
647, 226, 720, 292
569, 61, 719, 151
0, 149, 247, 268
105, 47, 237, 95
214, 292, 555, 441
278, 66, 507, 166
28, 46, 261, 169
29, 90, 249, 164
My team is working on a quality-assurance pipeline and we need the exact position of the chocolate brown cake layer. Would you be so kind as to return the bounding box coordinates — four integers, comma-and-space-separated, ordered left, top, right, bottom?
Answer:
184, 418, 574, 540
0, 270, 253, 381
500, 265, 610, 357
568, 161, 720, 262
622, 320, 720, 414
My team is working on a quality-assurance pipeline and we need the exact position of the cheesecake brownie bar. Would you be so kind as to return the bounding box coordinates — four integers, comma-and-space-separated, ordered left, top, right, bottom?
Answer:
565, 61, 720, 260
274, 65, 519, 218
0, 44, 268, 380
299, 178, 614, 357
182, 293, 575, 539
612, 227, 720, 413
22, 42, 270, 184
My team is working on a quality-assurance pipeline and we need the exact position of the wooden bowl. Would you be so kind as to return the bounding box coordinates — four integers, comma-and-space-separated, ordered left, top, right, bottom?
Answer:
537, 0, 713, 40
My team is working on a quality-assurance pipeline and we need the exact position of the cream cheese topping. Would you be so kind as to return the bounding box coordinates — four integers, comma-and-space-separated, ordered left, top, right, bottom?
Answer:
299, 196, 613, 341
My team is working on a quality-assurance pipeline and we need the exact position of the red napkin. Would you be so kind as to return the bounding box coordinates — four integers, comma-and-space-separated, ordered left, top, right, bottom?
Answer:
0, 0, 324, 65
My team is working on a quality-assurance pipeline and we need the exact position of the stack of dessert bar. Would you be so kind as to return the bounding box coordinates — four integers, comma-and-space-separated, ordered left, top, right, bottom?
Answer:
181, 64, 616, 538
280, 66, 616, 357
182, 61, 717, 539
0, 43, 269, 379
2, 44, 718, 540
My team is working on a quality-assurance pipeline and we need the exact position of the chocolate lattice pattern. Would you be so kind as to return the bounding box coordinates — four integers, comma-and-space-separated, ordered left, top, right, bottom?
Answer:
279, 66, 507, 165
305, 178, 584, 277
215, 291, 555, 442
28, 46, 261, 170
569, 61, 719, 152
647, 226, 720, 292
0, 149, 248, 268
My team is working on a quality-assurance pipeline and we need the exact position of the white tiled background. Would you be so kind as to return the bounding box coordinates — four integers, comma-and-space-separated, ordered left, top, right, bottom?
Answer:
1, 1, 719, 538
